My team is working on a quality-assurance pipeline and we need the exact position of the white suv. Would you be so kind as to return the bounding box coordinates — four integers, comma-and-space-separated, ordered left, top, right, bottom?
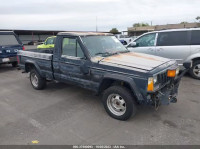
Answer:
127, 28, 200, 80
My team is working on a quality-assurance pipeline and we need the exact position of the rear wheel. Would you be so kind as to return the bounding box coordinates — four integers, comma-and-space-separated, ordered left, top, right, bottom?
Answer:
102, 86, 137, 121
189, 60, 200, 80
30, 69, 46, 90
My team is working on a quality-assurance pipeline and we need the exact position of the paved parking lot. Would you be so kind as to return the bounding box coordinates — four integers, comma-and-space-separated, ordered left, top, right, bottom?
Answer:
0, 64, 200, 145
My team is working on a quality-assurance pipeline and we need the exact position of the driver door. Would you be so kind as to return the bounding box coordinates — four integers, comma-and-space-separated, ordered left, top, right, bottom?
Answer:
59, 37, 93, 89
128, 33, 158, 56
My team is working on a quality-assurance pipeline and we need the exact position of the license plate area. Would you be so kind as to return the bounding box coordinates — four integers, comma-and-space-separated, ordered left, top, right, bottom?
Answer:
2, 58, 10, 62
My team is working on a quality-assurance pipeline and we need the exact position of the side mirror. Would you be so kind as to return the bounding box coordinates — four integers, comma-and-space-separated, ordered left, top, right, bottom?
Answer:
80, 60, 90, 74
127, 42, 137, 48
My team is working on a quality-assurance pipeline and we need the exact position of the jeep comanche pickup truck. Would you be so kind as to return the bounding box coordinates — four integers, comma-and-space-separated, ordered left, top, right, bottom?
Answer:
18, 32, 190, 121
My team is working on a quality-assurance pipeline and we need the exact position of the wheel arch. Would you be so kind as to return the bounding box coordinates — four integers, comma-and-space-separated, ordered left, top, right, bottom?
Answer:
191, 57, 200, 63
24, 60, 42, 75
98, 74, 144, 101
185, 53, 200, 63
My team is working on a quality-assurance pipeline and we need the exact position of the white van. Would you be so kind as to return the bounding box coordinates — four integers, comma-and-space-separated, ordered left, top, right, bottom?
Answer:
127, 28, 200, 80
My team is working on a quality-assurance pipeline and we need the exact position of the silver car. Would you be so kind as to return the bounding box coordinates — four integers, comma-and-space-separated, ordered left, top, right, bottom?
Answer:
127, 28, 200, 80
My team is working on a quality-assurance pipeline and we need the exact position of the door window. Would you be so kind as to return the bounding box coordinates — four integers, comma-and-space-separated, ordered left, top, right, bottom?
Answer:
191, 30, 200, 45
62, 38, 84, 58
135, 33, 156, 47
157, 31, 188, 46
46, 38, 54, 45
0, 35, 19, 46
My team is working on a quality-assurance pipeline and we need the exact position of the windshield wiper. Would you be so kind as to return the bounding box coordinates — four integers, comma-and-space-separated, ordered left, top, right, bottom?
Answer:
109, 50, 130, 56
118, 50, 130, 53
95, 50, 130, 57
95, 52, 112, 57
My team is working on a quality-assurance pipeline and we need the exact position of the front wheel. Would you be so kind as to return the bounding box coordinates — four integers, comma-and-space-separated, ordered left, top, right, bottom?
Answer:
30, 69, 46, 90
102, 86, 137, 121
189, 60, 200, 80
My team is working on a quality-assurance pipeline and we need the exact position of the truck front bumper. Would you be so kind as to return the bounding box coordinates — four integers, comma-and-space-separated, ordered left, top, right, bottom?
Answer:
151, 69, 188, 106
0, 56, 17, 64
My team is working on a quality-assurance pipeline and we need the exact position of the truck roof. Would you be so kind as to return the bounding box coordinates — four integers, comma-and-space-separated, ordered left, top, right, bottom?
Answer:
57, 32, 113, 36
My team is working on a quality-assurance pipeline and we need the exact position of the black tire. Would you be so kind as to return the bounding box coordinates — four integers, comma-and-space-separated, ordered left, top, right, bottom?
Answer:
189, 60, 200, 80
123, 41, 127, 45
30, 69, 46, 90
12, 62, 18, 67
102, 86, 137, 121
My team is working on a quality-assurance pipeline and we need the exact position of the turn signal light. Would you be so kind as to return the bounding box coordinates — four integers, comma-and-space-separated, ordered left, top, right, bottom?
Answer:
147, 77, 154, 92
167, 70, 176, 77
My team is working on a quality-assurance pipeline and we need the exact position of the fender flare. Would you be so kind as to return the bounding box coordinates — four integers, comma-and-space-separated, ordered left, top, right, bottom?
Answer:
185, 53, 200, 62
99, 73, 144, 101
24, 60, 42, 76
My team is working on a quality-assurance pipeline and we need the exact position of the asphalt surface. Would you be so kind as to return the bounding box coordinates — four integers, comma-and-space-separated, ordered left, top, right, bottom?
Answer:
0, 64, 200, 145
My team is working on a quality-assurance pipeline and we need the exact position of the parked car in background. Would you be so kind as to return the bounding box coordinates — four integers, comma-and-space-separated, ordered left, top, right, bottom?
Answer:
115, 34, 133, 45
37, 36, 56, 49
127, 28, 200, 80
27, 40, 43, 46
18, 32, 190, 120
0, 31, 24, 67
130, 36, 138, 40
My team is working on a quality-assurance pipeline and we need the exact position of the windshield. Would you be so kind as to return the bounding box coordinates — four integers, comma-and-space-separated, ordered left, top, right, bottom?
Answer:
0, 35, 19, 46
81, 36, 128, 57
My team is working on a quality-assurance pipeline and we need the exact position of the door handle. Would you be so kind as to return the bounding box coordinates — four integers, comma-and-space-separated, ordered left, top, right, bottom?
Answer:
147, 48, 154, 52
157, 48, 163, 52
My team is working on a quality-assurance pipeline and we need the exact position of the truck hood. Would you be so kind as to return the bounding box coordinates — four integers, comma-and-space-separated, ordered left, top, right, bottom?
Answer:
98, 52, 171, 71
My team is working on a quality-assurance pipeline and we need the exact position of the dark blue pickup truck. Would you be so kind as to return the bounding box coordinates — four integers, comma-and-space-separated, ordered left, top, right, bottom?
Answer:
18, 32, 190, 120
0, 31, 24, 67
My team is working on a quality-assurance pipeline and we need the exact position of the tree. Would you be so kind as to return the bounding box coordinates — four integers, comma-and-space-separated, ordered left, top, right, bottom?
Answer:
110, 28, 119, 34
133, 23, 150, 27
180, 22, 188, 24
196, 16, 200, 22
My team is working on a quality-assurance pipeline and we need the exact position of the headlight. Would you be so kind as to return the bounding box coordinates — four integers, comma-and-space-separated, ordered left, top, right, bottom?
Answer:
167, 67, 179, 78
167, 69, 176, 77
153, 76, 157, 84
147, 77, 154, 92
176, 67, 180, 75
147, 76, 158, 92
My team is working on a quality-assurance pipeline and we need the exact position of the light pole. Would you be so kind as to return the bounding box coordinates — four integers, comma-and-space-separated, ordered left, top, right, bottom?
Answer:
96, 16, 98, 32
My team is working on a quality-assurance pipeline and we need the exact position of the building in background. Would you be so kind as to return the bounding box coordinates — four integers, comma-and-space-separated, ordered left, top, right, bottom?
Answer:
128, 22, 200, 36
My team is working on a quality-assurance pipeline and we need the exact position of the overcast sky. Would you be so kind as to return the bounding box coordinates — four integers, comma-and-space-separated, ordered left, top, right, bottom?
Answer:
0, 0, 199, 32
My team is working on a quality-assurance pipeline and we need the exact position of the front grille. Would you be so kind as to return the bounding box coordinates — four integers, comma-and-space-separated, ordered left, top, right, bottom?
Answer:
158, 71, 170, 85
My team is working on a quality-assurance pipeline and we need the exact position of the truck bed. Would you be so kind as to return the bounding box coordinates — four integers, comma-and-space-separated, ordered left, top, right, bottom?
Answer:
18, 48, 54, 80
18, 49, 53, 60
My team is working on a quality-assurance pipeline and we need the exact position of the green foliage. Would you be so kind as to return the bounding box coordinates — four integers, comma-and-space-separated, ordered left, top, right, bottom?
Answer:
133, 23, 150, 27
110, 28, 119, 34
196, 16, 200, 21
180, 22, 188, 24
